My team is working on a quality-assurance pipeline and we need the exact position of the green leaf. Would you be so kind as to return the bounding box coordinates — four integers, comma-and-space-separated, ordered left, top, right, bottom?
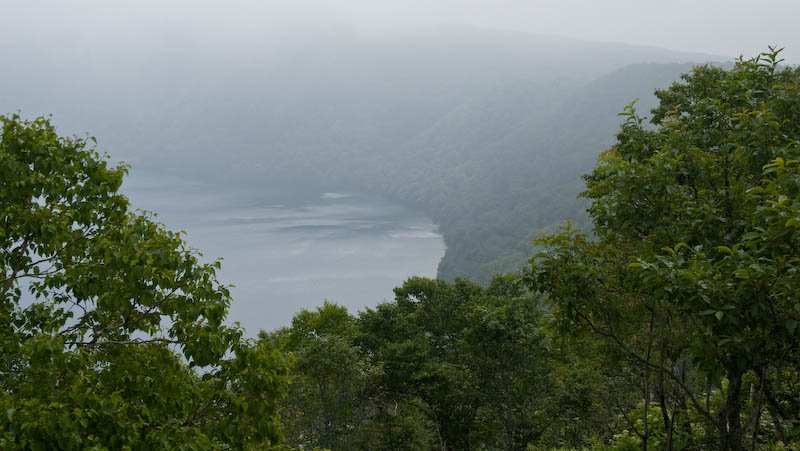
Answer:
787, 320, 798, 335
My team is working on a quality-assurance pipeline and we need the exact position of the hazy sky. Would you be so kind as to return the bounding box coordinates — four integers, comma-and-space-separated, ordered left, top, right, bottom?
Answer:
4, 0, 799, 62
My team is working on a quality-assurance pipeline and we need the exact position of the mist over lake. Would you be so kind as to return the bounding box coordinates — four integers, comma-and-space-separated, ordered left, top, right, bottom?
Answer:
122, 172, 445, 334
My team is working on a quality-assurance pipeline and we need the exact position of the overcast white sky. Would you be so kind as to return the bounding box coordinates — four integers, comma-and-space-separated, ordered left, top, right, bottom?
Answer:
4, 0, 799, 62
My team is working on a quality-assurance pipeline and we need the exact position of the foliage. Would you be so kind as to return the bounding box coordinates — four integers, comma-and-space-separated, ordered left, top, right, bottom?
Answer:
272, 50, 800, 450
271, 276, 580, 450
262, 302, 381, 450
359, 276, 553, 450
525, 48, 800, 450
0, 114, 292, 449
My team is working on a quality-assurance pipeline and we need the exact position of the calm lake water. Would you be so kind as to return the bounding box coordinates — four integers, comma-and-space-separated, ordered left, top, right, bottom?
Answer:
122, 173, 446, 335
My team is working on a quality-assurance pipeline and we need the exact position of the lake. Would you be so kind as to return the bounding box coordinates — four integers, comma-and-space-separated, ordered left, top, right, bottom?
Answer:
122, 172, 446, 335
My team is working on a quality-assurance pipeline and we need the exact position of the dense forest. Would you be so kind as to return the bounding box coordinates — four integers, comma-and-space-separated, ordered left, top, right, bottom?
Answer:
265, 50, 800, 450
3, 48, 800, 449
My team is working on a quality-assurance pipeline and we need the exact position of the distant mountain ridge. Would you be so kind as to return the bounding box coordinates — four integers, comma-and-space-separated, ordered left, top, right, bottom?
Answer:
0, 26, 726, 281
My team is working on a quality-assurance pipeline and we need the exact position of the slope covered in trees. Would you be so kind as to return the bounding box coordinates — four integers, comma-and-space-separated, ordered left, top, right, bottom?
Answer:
4, 49, 800, 450
528, 48, 800, 450
266, 50, 800, 450
377, 62, 701, 281
0, 26, 721, 282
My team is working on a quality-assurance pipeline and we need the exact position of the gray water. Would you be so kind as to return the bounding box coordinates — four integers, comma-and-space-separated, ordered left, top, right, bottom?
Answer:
122, 173, 446, 335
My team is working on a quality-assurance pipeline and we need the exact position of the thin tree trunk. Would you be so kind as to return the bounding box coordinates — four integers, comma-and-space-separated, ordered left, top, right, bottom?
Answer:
763, 378, 787, 443
658, 372, 673, 451
642, 308, 656, 451
749, 367, 766, 450
719, 367, 745, 451
678, 360, 691, 446
658, 336, 673, 451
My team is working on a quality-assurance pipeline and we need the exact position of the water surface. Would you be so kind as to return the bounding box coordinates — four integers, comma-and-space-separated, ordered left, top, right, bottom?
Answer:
123, 173, 445, 334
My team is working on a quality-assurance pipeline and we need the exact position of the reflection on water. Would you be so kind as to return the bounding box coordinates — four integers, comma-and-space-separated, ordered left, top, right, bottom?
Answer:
122, 173, 446, 334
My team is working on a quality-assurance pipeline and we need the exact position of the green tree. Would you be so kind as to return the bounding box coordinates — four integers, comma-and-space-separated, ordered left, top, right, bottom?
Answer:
525, 49, 800, 450
358, 277, 482, 450
265, 302, 372, 450
0, 114, 292, 449
463, 276, 553, 450
358, 276, 556, 451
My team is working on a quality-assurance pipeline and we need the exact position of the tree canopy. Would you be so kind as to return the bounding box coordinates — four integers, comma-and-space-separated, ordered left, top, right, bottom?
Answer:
526, 48, 800, 449
0, 114, 291, 449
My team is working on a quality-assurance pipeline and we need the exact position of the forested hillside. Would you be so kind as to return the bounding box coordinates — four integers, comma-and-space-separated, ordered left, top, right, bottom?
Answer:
376, 62, 701, 280
265, 50, 800, 450
0, 25, 720, 281
4, 48, 800, 450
